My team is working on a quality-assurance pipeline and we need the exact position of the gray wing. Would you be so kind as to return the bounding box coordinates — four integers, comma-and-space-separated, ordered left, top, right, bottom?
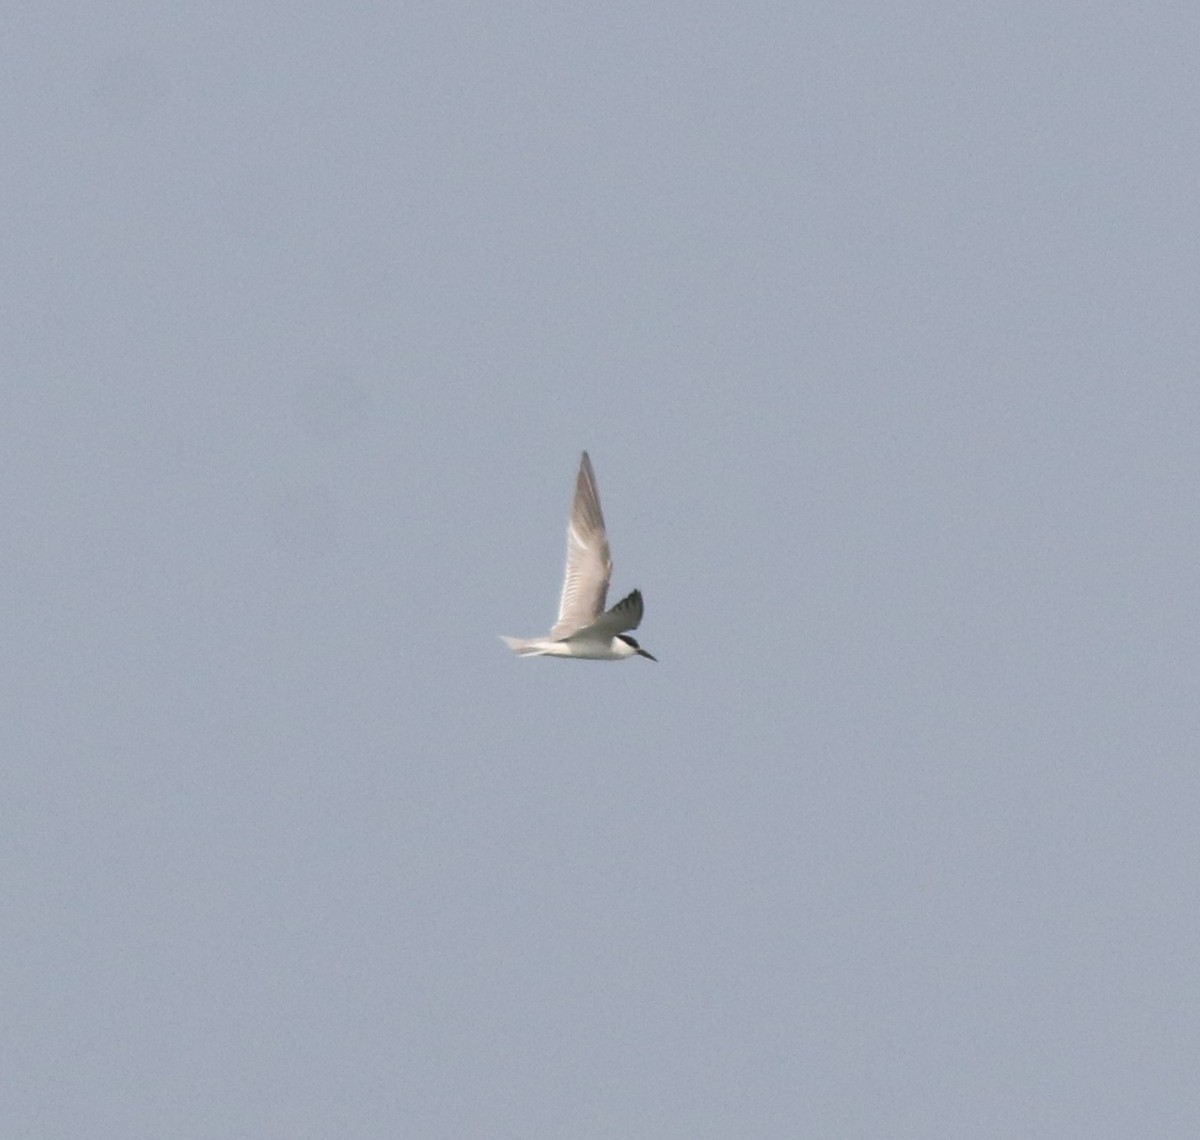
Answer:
550, 451, 612, 638
565, 588, 644, 641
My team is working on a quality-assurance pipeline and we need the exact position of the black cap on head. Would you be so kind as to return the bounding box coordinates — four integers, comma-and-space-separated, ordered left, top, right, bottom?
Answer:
617, 633, 657, 661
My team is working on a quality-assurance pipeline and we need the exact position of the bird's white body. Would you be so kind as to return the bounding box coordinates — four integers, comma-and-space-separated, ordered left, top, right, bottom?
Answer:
502, 452, 656, 662
500, 633, 645, 661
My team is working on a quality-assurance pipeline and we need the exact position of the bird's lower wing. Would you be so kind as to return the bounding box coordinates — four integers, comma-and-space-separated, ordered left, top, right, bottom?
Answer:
565, 588, 644, 640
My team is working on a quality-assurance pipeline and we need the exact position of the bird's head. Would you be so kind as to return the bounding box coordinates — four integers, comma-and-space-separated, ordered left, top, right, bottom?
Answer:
615, 634, 657, 661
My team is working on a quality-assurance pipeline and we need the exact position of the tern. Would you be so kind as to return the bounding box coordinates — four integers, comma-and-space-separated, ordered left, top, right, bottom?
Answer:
502, 451, 657, 661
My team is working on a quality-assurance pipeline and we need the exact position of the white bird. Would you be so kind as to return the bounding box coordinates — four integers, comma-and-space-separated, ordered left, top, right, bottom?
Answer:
502, 451, 657, 661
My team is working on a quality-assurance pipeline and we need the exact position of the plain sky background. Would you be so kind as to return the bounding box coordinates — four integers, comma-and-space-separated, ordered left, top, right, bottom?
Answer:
4, 3, 1198, 1137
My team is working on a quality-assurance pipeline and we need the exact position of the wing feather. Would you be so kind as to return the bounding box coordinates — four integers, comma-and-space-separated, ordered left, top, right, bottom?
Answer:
564, 588, 644, 641
551, 452, 612, 637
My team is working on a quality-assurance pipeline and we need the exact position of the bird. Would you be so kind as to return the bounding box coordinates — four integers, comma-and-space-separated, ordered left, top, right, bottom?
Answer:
501, 451, 657, 661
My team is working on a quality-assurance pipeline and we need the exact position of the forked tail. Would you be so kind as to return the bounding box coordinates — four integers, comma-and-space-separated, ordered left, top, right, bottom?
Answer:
500, 636, 551, 657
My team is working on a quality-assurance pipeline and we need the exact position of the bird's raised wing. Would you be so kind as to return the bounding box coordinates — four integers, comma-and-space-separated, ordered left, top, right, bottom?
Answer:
550, 451, 612, 638
565, 588, 644, 641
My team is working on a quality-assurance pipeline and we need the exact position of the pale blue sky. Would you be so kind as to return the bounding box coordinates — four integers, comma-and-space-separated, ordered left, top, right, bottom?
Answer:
4, 4, 1198, 1137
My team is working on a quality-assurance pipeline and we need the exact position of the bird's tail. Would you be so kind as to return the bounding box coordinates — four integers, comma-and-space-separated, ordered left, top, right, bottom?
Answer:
500, 636, 552, 657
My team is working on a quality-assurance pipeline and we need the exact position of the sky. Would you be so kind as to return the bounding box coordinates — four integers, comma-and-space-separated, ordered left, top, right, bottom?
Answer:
4, 3, 1198, 1137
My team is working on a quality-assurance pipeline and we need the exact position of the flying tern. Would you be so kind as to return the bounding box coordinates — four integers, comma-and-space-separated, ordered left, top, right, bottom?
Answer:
502, 451, 656, 661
